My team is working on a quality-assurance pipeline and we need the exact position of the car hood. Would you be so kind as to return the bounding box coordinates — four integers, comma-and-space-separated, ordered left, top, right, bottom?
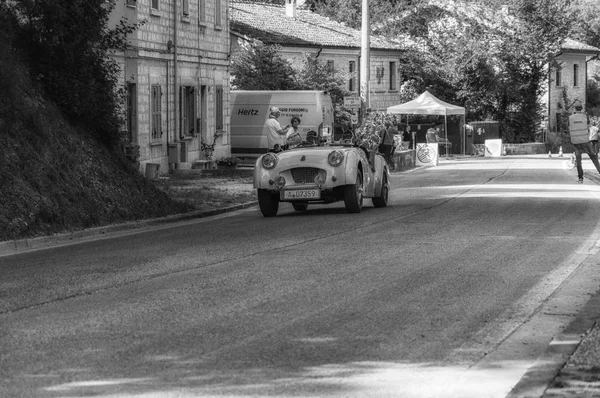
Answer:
277, 146, 355, 158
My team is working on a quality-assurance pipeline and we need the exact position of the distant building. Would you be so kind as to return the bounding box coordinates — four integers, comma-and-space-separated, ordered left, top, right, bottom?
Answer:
545, 38, 600, 133
230, 0, 411, 110
108, 0, 231, 174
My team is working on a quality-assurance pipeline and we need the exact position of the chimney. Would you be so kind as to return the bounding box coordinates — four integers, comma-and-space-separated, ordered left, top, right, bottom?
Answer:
286, 0, 297, 18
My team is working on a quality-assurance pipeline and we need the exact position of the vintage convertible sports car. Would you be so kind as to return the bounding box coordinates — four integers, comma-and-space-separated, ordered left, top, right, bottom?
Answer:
253, 138, 390, 217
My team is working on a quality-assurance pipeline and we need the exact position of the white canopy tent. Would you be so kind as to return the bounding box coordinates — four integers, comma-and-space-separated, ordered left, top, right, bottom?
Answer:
386, 91, 466, 154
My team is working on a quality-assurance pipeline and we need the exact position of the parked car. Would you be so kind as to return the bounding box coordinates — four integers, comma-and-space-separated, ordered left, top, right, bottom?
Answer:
253, 138, 390, 217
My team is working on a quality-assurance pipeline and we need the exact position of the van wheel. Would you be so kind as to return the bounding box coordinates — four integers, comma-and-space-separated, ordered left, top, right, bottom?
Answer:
372, 173, 389, 208
257, 189, 279, 217
344, 170, 363, 213
292, 203, 308, 211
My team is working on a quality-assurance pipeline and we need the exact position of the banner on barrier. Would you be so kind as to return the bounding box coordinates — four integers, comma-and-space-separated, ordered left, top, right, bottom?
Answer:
416, 143, 439, 166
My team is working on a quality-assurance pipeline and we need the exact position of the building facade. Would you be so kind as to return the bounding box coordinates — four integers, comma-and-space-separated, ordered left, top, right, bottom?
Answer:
230, 0, 409, 112
546, 38, 600, 132
109, 0, 231, 174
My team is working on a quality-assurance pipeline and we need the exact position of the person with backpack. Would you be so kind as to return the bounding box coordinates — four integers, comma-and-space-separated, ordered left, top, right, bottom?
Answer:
568, 104, 600, 183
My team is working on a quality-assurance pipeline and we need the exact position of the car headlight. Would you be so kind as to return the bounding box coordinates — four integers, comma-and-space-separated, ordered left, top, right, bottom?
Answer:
328, 150, 344, 166
262, 153, 278, 169
314, 173, 326, 186
275, 175, 286, 189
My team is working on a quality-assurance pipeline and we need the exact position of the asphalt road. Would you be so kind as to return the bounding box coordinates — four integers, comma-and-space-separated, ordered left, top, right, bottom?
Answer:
2, 156, 600, 398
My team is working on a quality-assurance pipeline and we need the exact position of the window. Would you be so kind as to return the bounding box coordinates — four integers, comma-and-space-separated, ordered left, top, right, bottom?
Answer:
182, 0, 189, 16
215, 0, 222, 27
180, 86, 196, 138
126, 0, 136, 7
389, 61, 397, 90
151, 0, 159, 10
574, 64, 579, 87
151, 85, 162, 141
199, 0, 206, 23
348, 61, 356, 92
556, 68, 561, 87
199, 85, 207, 137
215, 85, 224, 132
126, 83, 137, 142
327, 60, 334, 73
376, 66, 384, 84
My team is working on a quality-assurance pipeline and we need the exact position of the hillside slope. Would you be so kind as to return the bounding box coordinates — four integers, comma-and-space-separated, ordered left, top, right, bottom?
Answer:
0, 57, 192, 242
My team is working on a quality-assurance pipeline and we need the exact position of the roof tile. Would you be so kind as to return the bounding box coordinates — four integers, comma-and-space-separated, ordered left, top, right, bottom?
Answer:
230, 1, 406, 50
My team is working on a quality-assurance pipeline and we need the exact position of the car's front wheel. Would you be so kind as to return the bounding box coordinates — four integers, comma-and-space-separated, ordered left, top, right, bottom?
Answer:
257, 189, 279, 217
344, 170, 363, 213
292, 203, 308, 211
372, 173, 389, 208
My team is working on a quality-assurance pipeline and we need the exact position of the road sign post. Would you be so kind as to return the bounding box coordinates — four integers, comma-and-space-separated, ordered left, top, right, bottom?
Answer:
344, 96, 361, 109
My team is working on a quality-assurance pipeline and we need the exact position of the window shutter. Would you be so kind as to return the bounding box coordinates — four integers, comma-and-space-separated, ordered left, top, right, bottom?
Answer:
179, 86, 185, 139
199, 0, 205, 23
215, 0, 222, 27
216, 85, 223, 131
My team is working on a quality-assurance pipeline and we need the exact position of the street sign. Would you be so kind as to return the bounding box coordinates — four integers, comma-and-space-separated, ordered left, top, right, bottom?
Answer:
344, 96, 361, 109
350, 114, 359, 124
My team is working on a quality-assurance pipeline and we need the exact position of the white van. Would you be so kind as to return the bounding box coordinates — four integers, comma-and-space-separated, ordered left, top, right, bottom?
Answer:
230, 90, 334, 159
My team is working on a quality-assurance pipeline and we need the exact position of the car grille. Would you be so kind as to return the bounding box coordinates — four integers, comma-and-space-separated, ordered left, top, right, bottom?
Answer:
291, 167, 320, 184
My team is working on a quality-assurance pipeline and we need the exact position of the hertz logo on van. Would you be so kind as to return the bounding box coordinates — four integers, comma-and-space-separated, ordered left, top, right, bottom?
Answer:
237, 108, 259, 115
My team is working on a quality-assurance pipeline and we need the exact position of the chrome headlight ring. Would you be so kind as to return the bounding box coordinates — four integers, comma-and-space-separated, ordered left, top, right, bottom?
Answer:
328, 150, 344, 166
262, 153, 278, 169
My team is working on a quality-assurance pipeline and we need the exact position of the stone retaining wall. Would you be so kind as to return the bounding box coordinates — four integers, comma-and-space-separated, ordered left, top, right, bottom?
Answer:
503, 143, 548, 155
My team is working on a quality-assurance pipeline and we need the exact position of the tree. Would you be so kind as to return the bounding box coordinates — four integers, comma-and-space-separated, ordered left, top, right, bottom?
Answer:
490, 0, 573, 142
11, 0, 139, 148
569, 0, 600, 49
230, 42, 298, 90
295, 53, 353, 134
295, 53, 349, 104
305, 0, 581, 142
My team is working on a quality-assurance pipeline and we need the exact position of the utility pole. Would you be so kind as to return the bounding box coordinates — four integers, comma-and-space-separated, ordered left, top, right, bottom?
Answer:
359, 0, 369, 122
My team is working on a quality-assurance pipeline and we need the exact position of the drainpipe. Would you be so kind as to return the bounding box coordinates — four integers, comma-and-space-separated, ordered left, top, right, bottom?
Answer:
173, 0, 178, 146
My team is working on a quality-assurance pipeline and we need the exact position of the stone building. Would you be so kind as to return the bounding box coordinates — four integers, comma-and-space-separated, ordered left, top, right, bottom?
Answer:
108, 0, 231, 174
229, 0, 410, 111
546, 38, 600, 132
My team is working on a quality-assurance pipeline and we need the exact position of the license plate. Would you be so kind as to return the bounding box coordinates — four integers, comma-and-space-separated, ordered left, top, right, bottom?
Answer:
282, 189, 320, 200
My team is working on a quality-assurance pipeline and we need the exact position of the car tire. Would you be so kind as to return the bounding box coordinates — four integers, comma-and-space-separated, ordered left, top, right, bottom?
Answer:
344, 170, 363, 213
257, 189, 279, 217
292, 203, 308, 212
372, 173, 389, 208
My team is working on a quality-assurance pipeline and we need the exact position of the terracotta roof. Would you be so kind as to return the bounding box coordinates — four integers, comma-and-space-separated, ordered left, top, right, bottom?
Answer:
561, 38, 600, 54
230, 1, 407, 51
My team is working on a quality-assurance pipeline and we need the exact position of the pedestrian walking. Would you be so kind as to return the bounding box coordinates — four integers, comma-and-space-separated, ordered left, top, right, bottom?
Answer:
568, 105, 600, 183
378, 120, 396, 170
590, 121, 599, 154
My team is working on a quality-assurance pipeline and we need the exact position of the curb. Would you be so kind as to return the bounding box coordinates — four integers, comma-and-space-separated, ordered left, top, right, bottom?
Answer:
506, 170, 600, 398
585, 170, 600, 185
507, 291, 600, 398
0, 201, 258, 257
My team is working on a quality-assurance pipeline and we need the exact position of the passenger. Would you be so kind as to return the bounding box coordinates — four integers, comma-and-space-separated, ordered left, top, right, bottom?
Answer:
286, 116, 302, 149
